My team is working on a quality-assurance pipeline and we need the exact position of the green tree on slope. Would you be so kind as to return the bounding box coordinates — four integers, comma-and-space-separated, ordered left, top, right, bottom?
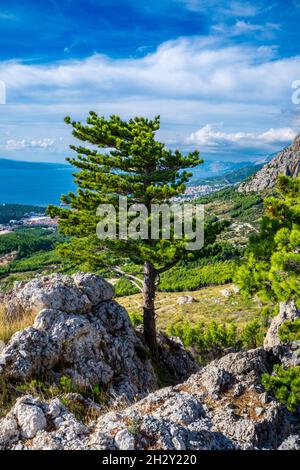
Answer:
235, 175, 300, 305
48, 114, 225, 358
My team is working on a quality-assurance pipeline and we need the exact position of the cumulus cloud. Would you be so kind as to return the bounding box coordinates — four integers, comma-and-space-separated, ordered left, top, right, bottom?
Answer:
0, 36, 299, 106
0, 34, 299, 159
187, 124, 297, 146
5, 138, 56, 150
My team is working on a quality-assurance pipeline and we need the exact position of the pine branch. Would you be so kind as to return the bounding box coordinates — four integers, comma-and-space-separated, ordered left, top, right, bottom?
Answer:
112, 266, 144, 292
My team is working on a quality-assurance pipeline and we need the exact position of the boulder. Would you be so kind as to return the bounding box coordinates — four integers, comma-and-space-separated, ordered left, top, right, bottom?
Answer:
4, 272, 115, 320
0, 275, 157, 403
156, 332, 200, 382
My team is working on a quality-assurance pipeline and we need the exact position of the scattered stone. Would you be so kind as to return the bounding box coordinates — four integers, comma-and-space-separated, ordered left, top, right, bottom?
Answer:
278, 435, 300, 450
220, 289, 232, 298
232, 383, 244, 398
15, 398, 47, 439
177, 295, 195, 305
255, 407, 264, 417
231, 285, 240, 294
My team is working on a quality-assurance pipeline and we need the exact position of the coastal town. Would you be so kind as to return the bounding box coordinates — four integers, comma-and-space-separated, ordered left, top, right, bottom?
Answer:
0, 212, 57, 236
0, 182, 231, 236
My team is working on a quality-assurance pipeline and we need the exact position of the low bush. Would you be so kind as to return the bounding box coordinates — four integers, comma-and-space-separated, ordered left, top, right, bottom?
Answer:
279, 319, 300, 343
262, 365, 300, 411
115, 277, 139, 296
129, 310, 143, 327
167, 317, 265, 359
159, 261, 236, 292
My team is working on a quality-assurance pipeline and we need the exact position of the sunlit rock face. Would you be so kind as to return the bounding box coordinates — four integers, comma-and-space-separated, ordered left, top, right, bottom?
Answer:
238, 135, 300, 194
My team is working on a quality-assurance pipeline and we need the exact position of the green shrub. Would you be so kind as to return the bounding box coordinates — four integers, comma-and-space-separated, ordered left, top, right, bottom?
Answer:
279, 319, 300, 343
115, 277, 139, 296
129, 310, 143, 327
262, 365, 300, 411
167, 318, 265, 356
9, 250, 62, 273
240, 318, 265, 349
0, 228, 57, 258
159, 261, 235, 292
167, 320, 240, 351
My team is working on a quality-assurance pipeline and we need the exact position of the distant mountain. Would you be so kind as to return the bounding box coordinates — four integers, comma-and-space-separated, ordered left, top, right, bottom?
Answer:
189, 162, 264, 186
238, 135, 300, 193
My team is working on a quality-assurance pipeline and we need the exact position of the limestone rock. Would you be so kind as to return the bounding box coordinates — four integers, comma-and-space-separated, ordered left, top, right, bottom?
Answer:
156, 332, 200, 382
114, 429, 135, 450
0, 277, 157, 402
0, 348, 293, 450
4, 272, 115, 320
278, 435, 300, 450
238, 135, 300, 193
177, 296, 195, 305
220, 289, 232, 298
15, 397, 47, 439
264, 301, 300, 350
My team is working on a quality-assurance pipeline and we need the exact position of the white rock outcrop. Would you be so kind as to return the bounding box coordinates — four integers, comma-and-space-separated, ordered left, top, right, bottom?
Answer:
238, 135, 300, 193
4, 272, 115, 320
264, 301, 300, 350
0, 348, 294, 450
0, 273, 158, 402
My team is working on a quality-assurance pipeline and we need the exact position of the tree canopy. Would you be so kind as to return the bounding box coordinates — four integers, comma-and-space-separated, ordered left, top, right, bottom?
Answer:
235, 175, 300, 306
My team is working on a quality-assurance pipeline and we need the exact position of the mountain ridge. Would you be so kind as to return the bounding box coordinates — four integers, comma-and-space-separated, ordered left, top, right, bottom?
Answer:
238, 135, 300, 193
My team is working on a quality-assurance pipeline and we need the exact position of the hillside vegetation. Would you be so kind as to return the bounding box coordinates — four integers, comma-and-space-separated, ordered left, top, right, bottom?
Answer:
0, 204, 45, 224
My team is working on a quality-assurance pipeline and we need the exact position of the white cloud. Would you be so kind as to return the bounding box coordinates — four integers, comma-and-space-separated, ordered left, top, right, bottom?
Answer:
0, 35, 299, 160
187, 124, 297, 146
1, 36, 299, 106
213, 20, 281, 37
5, 138, 56, 150
178, 0, 260, 17
258, 127, 297, 143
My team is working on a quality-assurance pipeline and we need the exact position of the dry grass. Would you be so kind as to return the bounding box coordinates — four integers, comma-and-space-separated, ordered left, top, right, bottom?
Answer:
119, 284, 262, 331
0, 305, 37, 344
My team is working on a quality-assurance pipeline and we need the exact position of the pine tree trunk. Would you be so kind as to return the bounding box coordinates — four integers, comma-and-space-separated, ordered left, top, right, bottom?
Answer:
143, 260, 159, 360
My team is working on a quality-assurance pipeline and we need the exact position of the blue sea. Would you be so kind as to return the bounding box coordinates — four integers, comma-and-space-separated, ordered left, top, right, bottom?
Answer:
0, 157, 257, 207
0, 166, 76, 206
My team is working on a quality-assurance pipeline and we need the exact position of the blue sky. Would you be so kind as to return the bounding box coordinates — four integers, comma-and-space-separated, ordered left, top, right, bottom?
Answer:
0, 0, 300, 164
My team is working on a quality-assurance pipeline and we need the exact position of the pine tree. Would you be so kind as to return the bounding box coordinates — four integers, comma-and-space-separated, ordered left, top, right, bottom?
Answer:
235, 175, 300, 306
48, 113, 224, 358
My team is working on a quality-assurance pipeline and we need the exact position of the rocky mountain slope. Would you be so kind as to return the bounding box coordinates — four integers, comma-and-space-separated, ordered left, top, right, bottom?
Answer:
238, 135, 300, 193
0, 273, 299, 450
